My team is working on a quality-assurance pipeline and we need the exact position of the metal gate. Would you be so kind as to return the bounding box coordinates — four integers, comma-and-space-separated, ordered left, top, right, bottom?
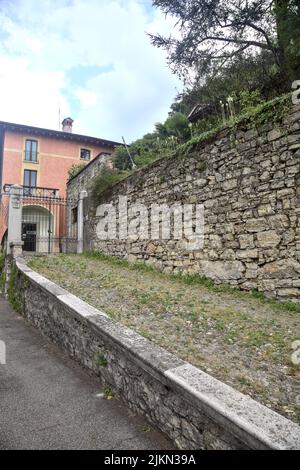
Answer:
3, 185, 78, 254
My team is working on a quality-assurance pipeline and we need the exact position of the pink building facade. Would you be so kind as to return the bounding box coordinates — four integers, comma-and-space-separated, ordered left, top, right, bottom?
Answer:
0, 118, 120, 249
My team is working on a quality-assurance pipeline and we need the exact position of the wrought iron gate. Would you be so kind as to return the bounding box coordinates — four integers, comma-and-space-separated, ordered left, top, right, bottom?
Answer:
3, 185, 78, 254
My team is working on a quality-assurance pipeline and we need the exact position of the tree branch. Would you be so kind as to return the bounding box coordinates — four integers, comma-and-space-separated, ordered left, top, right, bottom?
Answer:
243, 20, 275, 51
199, 35, 270, 50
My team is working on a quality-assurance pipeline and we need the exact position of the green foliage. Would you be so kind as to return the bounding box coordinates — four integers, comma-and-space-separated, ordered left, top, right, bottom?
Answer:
83, 251, 300, 315
268, 299, 300, 314
104, 3, 298, 180
134, 133, 172, 166
237, 89, 264, 114
7, 264, 23, 314
182, 52, 280, 104
113, 146, 131, 171
231, 93, 292, 130
294, 406, 300, 422
83, 251, 158, 274
90, 167, 130, 205
113, 113, 191, 171
0, 252, 5, 272
115, 135, 167, 170
177, 126, 224, 156
0, 252, 6, 292
191, 113, 220, 136
0, 272, 5, 291
274, 0, 300, 80
95, 353, 108, 367
97, 93, 292, 189
104, 387, 114, 400
177, 93, 292, 156
169, 49, 287, 138
156, 112, 191, 142
151, 0, 299, 84
68, 163, 86, 180
146, 2, 298, 156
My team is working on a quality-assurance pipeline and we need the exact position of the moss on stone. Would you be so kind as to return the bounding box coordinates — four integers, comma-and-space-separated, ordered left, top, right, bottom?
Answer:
7, 264, 24, 315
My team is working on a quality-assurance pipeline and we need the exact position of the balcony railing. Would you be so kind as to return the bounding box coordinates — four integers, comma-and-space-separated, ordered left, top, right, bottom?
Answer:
3, 184, 60, 198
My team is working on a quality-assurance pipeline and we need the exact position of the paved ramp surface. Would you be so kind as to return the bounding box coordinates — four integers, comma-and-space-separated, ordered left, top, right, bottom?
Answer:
0, 296, 173, 450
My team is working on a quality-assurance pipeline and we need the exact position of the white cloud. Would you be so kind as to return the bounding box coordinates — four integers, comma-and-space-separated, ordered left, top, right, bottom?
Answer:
0, 56, 70, 129
0, 0, 182, 141
74, 88, 99, 109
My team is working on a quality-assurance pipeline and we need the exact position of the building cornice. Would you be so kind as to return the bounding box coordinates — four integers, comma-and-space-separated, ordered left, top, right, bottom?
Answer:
0, 120, 122, 148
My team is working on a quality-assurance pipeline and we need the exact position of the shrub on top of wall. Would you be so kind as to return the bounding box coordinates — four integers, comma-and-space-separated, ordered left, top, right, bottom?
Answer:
90, 168, 131, 205
68, 163, 86, 181
177, 93, 293, 156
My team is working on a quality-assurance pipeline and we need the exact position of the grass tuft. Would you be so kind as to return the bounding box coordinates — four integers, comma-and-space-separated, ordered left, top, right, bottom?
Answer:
81, 251, 300, 314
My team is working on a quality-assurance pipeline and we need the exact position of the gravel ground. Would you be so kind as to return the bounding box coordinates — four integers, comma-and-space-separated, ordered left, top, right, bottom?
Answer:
29, 253, 300, 423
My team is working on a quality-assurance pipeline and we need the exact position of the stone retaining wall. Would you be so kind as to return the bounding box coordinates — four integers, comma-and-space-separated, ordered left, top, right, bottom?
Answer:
11, 258, 300, 450
74, 104, 300, 300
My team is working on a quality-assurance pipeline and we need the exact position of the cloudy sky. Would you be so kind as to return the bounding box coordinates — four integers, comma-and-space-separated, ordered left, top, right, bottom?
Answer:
0, 0, 182, 142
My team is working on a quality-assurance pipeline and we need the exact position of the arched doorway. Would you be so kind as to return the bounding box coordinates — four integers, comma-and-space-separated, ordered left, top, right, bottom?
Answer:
22, 205, 54, 253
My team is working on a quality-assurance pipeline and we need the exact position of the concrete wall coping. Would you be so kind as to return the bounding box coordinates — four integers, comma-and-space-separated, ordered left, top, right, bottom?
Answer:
16, 258, 300, 450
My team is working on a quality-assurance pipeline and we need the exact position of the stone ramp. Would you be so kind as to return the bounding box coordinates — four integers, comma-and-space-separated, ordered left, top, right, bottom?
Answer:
0, 296, 172, 450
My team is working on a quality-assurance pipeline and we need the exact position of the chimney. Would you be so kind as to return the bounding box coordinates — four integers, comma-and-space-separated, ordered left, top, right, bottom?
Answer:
62, 117, 74, 133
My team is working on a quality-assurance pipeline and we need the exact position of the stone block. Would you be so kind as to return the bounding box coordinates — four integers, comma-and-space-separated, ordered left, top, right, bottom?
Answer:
245, 269, 258, 279
259, 259, 300, 279
277, 288, 300, 298
257, 204, 274, 216
268, 214, 290, 230
287, 134, 300, 145
220, 249, 236, 260
245, 218, 268, 233
195, 178, 208, 187
236, 249, 258, 259
238, 234, 255, 249
256, 231, 281, 248
199, 260, 245, 281
146, 242, 157, 254
209, 234, 223, 249
268, 129, 282, 142
222, 179, 238, 191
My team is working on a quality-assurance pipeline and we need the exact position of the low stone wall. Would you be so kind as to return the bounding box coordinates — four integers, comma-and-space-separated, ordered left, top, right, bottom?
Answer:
11, 258, 300, 450
79, 103, 300, 301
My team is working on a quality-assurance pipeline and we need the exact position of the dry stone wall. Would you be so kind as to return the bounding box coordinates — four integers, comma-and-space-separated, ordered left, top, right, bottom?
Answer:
69, 104, 300, 300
